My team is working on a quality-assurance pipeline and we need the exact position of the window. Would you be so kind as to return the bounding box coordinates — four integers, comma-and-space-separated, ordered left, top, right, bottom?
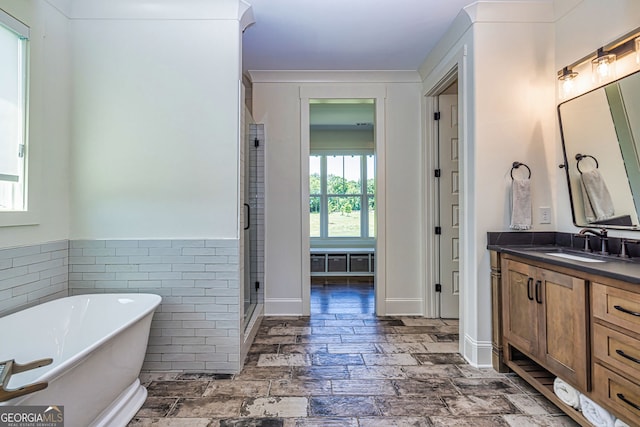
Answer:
310, 153, 375, 239
0, 12, 29, 211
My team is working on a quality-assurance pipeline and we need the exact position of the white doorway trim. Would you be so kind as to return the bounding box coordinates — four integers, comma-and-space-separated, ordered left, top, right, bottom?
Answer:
423, 44, 469, 357
424, 67, 459, 320
300, 84, 387, 316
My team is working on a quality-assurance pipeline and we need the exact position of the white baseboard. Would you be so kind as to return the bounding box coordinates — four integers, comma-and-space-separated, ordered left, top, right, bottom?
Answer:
264, 298, 303, 315
462, 334, 493, 368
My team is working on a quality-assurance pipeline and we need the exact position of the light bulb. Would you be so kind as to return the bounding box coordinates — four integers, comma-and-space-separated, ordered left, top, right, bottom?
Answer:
592, 49, 616, 84
558, 67, 578, 99
562, 78, 574, 98
597, 60, 610, 76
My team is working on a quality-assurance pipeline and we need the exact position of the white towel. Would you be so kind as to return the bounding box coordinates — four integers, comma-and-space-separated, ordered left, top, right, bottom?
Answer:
581, 169, 615, 222
553, 377, 581, 409
510, 178, 532, 230
580, 394, 616, 427
614, 419, 631, 427
581, 179, 597, 223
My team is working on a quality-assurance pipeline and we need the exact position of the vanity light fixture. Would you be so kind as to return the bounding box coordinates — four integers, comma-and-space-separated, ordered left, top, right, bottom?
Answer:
558, 26, 640, 93
592, 47, 616, 83
558, 66, 578, 99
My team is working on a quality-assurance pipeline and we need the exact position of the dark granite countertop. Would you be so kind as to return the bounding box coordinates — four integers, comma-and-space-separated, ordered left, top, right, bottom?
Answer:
487, 231, 640, 284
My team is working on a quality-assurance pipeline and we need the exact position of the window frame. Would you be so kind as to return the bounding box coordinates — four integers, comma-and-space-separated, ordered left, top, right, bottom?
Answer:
310, 151, 375, 243
0, 10, 29, 215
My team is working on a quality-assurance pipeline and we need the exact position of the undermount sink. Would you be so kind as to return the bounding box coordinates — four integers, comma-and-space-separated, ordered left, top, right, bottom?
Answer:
544, 252, 605, 263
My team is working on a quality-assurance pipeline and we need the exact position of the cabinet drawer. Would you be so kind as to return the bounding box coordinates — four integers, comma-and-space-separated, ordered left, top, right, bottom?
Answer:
593, 363, 640, 426
327, 255, 347, 272
593, 283, 640, 331
593, 323, 640, 384
349, 254, 369, 272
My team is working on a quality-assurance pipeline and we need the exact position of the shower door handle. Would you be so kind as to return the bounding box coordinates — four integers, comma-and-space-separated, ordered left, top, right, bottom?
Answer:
244, 203, 250, 230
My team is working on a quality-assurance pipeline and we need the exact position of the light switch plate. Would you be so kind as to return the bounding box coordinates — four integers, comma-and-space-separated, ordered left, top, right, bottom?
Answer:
540, 207, 551, 224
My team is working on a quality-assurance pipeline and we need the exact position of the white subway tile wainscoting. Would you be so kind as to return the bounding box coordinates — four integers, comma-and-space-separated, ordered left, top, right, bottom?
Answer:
68, 239, 242, 373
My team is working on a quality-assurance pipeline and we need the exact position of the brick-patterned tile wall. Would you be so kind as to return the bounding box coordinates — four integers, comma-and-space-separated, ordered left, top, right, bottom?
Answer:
0, 241, 69, 316
68, 239, 241, 373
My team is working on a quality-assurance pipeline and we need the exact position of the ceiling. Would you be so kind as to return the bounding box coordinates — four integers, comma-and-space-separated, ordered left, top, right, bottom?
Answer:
242, 0, 549, 72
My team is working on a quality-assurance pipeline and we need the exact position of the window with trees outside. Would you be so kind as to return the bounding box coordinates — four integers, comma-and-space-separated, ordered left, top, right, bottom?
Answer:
0, 12, 29, 211
310, 154, 375, 239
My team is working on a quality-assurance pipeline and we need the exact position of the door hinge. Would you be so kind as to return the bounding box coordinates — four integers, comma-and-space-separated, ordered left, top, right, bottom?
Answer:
435, 226, 442, 235
434, 169, 441, 178
255, 281, 260, 291
254, 138, 260, 148
434, 112, 441, 121
18, 144, 25, 158
435, 283, 442, 292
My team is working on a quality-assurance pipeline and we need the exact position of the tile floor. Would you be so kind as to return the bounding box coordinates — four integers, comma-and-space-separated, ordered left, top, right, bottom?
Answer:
129, 282, 579, 426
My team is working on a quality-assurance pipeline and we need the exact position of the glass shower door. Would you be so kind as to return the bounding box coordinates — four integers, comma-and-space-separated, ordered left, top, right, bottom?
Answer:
243, 120, 264, 330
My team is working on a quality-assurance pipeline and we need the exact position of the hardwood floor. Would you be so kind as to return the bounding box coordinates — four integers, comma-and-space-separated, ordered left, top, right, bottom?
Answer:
130, 282, 577, 426
310, 281, 375, 315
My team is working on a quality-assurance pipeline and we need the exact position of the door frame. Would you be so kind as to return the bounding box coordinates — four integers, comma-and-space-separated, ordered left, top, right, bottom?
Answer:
300, 84, 387, 316
423, 40, 470, 358
425, 67, 459, 319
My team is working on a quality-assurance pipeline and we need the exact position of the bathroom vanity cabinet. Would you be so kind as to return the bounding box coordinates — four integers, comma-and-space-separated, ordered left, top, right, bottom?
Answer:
501, 257, 588, 391
491, 250, 640, 427
592, 283, 640, 426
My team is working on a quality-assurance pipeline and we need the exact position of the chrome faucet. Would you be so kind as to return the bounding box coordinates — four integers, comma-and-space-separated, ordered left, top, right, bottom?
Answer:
577, 228, 608, 255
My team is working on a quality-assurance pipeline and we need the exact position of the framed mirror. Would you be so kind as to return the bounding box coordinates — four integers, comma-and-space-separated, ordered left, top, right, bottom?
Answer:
558, 70, 640, 230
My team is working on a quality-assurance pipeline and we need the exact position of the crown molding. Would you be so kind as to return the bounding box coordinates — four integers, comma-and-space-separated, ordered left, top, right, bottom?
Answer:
247, 70, 421, 84
50, 0, 250, 20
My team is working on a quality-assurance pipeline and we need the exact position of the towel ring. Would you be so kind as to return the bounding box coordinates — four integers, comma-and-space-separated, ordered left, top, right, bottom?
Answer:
575, 153, 598, 174
511, 161, 531, 179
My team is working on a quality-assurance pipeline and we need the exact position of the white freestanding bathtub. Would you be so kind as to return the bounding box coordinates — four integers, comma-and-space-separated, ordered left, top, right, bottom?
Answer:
0, 293, 161, 427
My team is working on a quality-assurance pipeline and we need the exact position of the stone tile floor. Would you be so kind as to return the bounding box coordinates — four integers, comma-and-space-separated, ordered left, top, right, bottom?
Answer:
129, 283, 579, 426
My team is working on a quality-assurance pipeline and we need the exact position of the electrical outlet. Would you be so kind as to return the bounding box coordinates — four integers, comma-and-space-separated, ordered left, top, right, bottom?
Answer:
540, 207, 551, 224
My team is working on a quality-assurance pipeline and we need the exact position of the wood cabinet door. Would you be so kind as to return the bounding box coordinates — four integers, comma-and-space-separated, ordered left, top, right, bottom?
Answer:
538, 268, 588, 391
502, 259, 538, 355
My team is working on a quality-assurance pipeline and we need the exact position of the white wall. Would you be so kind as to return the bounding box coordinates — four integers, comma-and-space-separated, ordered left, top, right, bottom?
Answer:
251, 81, 302, 313
250, 72, 423, 316
420, 1, 557, 366
0, 0, 253, 245
384, 82, 424, 313
555, 0, 640, 234
0, 0, 71, 248
69, 1, 249, 240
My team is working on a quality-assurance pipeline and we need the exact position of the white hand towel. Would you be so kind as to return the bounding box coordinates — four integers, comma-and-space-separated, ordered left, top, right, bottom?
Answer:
553, 377, 581, 409
614, 419, 631, 427
580, 179, 597, 223
581, 169, 615, 222
580, 394, 616, 427
510, 178, 532, 230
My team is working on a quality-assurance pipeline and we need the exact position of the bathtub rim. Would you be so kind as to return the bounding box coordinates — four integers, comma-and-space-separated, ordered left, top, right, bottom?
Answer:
1, 293, 161, 389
